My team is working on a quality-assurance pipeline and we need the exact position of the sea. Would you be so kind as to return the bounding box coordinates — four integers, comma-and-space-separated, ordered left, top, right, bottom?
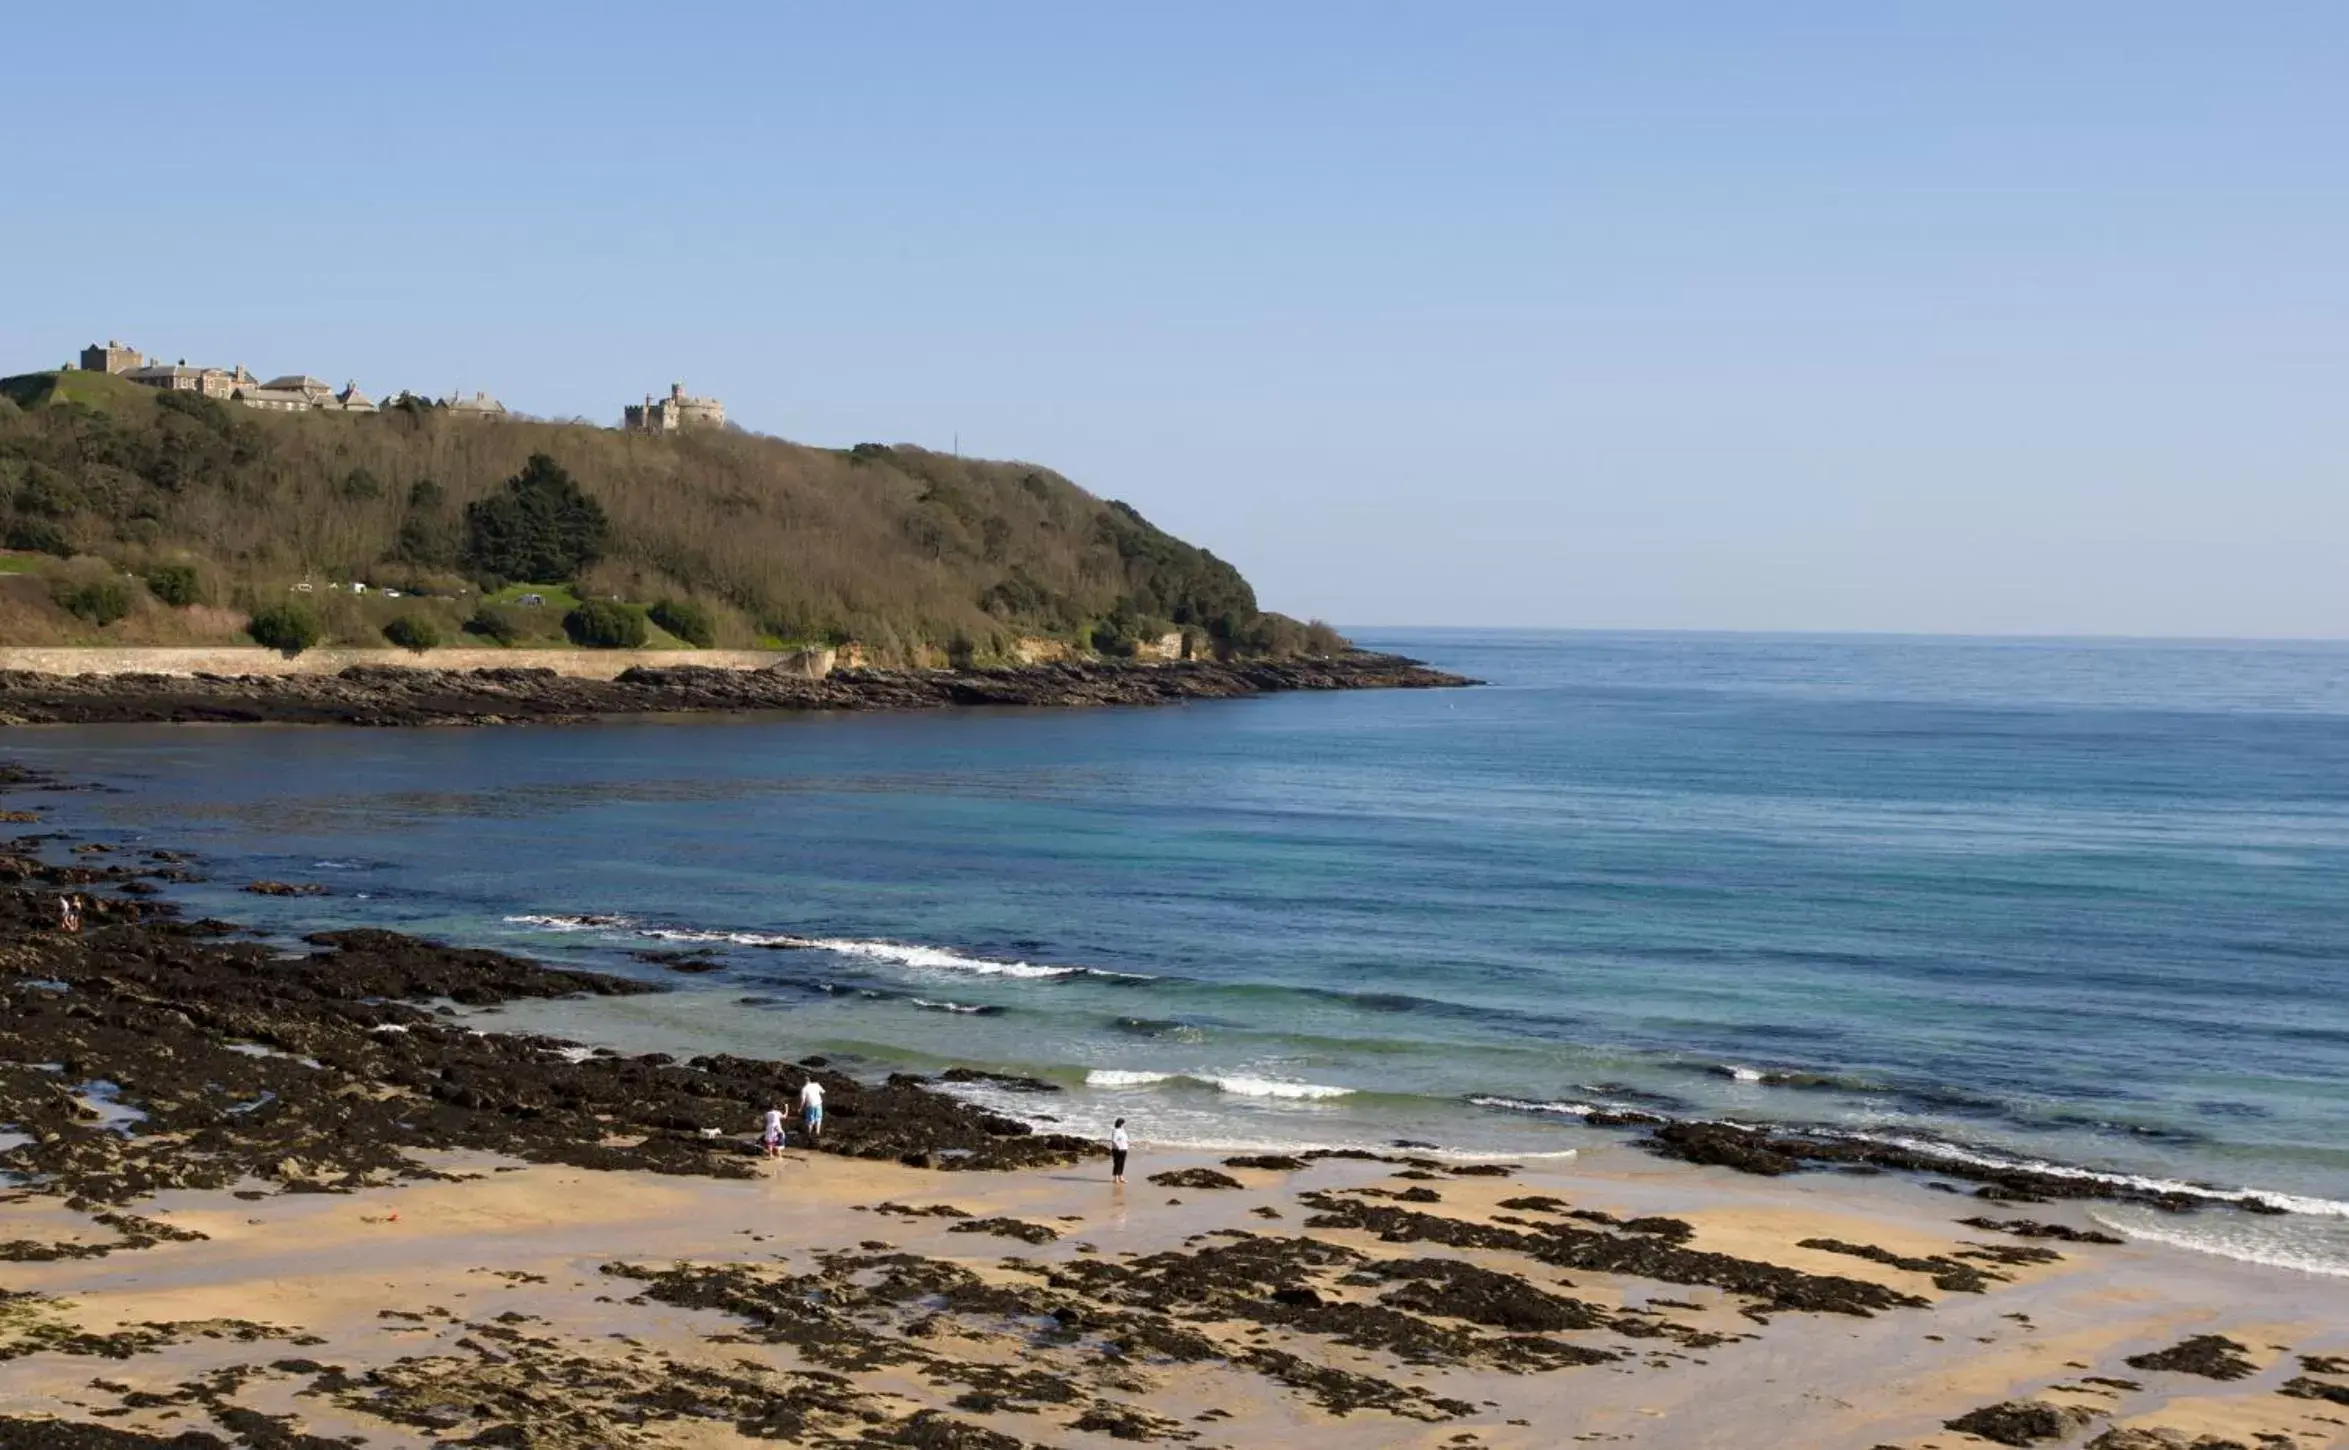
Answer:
18, 630, 2349, 1276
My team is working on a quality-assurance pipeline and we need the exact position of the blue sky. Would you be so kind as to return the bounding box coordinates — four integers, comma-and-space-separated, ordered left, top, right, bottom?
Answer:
3, 4, 2344, 636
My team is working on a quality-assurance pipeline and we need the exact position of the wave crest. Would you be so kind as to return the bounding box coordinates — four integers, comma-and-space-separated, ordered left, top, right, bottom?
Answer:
1082, 1069, 1352, 1100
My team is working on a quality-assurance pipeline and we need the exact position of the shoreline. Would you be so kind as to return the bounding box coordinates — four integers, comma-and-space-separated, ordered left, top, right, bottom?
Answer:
0, 650, 1473, 727
3, 766, 2345, 1445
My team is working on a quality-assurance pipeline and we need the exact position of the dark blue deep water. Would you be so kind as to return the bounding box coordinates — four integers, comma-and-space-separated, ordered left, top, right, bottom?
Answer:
20, 630, 2349, 1270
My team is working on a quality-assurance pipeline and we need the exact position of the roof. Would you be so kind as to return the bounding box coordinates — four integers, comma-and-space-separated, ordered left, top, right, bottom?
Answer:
263, 375, 331, 391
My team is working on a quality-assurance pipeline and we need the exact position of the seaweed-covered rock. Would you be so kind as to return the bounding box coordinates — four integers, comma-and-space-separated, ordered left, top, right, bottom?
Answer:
1147, 1167, 1244, 1191
946, 1217, 1060, 1245
2124, 1334, 2258, 1381
2278, 1375, 2349, 1405
1959, 1217, 2125, 1245
1944, 1399, 2098, 1446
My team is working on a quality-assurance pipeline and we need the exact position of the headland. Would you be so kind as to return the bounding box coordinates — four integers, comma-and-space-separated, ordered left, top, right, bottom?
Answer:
0, 651, 1468, 727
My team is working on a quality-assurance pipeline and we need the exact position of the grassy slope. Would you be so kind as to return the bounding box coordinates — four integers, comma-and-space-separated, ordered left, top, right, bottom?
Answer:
0, 372, 1334, 660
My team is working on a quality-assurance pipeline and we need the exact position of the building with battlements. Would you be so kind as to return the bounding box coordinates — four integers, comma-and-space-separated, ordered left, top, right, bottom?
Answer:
623, 382, 725, 432
81, 340, 144, 375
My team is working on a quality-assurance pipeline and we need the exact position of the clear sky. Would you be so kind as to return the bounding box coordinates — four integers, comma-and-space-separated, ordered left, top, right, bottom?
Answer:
3, 4, 2343, 637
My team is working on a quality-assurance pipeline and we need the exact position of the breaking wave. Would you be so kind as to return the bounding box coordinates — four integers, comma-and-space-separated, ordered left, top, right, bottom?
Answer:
910, 998, 1001, 1016
1800, 1128, 2349, 1220
505, 914, 1144, 981
1468, 1095, 1596, 1117
1084, 1069, 1354, 1100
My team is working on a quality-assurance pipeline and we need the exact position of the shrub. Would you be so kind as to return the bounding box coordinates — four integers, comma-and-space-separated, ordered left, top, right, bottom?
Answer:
144, 562, 203, 607
54, 578, 133, 627
563, 599, 647, 649
648, 597, 716, 648
6, 520, 71, 557
247, 601, 324, 654
382, 614, 440, 653
463, 453, 609, 583
462, 607, 521, 645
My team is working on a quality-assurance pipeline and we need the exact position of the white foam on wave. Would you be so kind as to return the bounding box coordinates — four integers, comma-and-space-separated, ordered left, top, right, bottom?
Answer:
799, 937, 1080, 980
1468, 1095, 1595, 1117
507, 913, 637, 932
910, 998, 991, 1015
1086, 1069, 1177, 1087
1209, 1076, 1355, 1100
1720, 1065, 1766, 1083
2089, 1205, 2349, 1279
507, 913, 1135, 981
1083, 1069, 1352, 1099
1783, 1127, 2349, 1219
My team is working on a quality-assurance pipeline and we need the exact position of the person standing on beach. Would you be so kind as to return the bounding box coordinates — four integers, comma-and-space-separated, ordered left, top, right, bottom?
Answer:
761, 1105, 785, 1159
58, 895, 81, 934
1110, 1118, 1130, 1184
798, 1078, 825, 1145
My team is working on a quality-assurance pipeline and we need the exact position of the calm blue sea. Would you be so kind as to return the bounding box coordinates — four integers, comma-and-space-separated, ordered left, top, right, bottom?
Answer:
19, 630, 2349, 1272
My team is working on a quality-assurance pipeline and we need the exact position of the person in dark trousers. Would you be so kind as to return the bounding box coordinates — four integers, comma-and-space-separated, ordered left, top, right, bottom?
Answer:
1109, 1118, 1129, 1184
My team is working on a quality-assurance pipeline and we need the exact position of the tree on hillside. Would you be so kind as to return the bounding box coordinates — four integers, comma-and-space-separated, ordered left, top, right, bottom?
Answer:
395, 478, 459, 567
462, 454, 608, 584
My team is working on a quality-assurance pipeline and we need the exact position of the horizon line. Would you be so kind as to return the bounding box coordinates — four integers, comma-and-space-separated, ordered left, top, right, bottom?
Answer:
1339, 624, 2349, 648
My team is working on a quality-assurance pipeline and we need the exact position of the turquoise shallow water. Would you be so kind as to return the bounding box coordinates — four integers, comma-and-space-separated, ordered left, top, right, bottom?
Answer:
19, 630, 2349, 1270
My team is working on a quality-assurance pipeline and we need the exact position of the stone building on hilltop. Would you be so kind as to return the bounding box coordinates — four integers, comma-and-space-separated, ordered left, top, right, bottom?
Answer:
121, 361, 259, 401
623, 382, 725, 432
81, 340, 144, 375
443, 390, 507, 419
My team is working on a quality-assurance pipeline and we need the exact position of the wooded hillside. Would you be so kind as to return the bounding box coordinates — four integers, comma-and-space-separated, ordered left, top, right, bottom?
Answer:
0, 371, 1340, 661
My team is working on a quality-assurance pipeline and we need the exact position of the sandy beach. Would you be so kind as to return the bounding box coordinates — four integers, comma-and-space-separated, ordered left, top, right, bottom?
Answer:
3, 764, 2345, 1449
5, 1143, 2344, 1448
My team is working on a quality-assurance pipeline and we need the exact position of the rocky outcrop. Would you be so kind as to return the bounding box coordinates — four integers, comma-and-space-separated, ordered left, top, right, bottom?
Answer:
0, 652, 1471, 727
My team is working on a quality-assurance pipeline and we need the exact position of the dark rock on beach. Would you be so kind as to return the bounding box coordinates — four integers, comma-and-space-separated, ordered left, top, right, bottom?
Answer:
1944, 1399, 2101, 1446
0, 863, 1098, 1207
0, 652, 1471, 728
1149, 1167, 1244, 1191
1642, 1120, 2210, 1212
1959, 1216, 2126, 1245
2125, 1335, 2259, 1381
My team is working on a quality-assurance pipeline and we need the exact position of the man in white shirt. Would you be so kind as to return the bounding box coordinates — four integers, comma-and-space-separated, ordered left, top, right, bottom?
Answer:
798, 1079, 825, 1144
1109, 1118, 1129, 1184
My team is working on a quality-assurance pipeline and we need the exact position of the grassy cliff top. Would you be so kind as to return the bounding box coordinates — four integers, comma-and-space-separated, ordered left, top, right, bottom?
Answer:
0, 371, 1340, 661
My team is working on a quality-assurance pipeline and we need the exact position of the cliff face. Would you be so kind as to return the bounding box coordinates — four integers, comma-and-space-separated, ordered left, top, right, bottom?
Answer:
0, 374, 1342, 663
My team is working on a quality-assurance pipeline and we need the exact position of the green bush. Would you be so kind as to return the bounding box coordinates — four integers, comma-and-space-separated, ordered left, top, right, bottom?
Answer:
144, 562, 203, 607
247, 600, 324, 654
462, 607, 520, 645
6, 520, 71, 557
648, 597, 716, 648
563, 599, 647, 649
54, 578, 133, 627
382, 614, 441, 653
